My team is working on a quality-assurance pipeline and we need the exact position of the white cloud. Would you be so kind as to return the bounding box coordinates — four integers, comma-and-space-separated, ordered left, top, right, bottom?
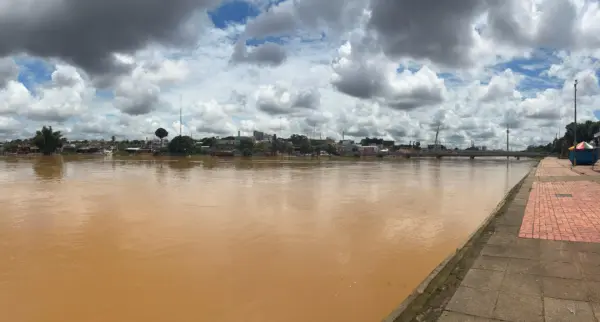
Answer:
1, 0, 600, 151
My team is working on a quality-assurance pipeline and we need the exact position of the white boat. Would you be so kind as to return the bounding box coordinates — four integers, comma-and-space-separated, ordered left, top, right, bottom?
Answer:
103, 149, 113, 156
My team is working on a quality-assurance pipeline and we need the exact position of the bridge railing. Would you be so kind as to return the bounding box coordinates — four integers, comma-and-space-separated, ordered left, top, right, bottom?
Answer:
392, 150, 548, 157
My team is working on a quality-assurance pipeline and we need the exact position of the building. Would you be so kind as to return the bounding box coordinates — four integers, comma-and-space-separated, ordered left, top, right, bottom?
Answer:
358, 145, 379, 156
253, 131, 265, 141
337, 140, 358, 156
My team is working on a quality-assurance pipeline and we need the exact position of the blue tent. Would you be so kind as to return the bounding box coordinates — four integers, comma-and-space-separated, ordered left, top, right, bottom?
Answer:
569, 142, 599, 165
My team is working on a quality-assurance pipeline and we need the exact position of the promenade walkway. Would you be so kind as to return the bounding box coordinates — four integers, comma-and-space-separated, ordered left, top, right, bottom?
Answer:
437, 158, 600, 322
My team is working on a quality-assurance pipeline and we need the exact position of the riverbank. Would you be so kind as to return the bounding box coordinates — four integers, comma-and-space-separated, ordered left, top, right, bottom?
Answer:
385, 157, 600, 321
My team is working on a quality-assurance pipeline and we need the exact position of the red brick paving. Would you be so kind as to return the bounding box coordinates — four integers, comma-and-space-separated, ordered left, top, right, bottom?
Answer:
571, 165, 600, 176
535, 158, 578, 177
519, 181, 600, 242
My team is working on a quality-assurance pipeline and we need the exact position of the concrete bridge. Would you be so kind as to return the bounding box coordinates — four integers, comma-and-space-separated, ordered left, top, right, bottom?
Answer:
394, 150, 549, 159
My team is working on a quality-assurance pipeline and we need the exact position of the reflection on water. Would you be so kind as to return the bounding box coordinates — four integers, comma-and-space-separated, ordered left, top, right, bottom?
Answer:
32, 156, 65, 181
0, 156, 534, 322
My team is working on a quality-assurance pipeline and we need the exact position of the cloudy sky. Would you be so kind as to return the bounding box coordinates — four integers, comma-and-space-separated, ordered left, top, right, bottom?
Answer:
1, 0, 600, 149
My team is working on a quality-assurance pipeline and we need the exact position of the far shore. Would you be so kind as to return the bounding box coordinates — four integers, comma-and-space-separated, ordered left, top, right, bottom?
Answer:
0, 153, 544, 162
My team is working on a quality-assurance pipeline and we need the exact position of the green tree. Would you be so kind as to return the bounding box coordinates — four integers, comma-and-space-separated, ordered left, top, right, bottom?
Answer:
200, 137, 216, 147
33, 126, 64, 155
155, 128, 169, 147
254, 141, 269, 154
324, 144, 338, 155
238, 138, 255, 156
299, 140, 312, 154
168, 135, 194, 155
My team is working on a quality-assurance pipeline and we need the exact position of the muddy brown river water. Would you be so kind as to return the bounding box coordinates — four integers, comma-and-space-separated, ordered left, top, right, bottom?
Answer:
0, 156, 534, 322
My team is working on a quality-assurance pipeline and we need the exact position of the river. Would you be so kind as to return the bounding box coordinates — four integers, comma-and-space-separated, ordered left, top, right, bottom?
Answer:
0, 156, 534, 322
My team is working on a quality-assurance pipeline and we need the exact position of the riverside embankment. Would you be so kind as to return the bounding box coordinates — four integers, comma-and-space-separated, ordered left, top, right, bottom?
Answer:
387, 157, 600, 322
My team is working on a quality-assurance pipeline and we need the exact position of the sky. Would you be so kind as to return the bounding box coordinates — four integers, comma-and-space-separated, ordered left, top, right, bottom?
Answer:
1, 0, 600, 150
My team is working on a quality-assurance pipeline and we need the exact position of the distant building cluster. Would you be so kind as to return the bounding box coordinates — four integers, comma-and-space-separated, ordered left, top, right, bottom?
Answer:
2, 129, 495, 157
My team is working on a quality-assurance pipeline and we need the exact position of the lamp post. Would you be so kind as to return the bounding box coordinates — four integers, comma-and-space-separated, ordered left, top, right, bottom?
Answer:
573, 80, 578, 167
506, 123, 509, 160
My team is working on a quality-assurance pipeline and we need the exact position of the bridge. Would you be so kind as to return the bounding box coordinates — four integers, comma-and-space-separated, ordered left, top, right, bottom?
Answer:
393, 150, 549, 159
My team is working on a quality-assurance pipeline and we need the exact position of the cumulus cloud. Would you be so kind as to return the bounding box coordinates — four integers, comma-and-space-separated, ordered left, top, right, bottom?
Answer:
231, 41, 287, 66
0, 0, 220, 78
243, 0, 365, 38
0, 58, 18, 88
331, 41, 447, 110
479, 69, 523, 102
367, 0, 487, 67
255, 84, 320, 115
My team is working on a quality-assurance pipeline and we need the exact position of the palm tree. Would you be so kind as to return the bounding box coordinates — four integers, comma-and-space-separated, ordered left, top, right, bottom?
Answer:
155, 128, 169, 147
33, 126, 64, 155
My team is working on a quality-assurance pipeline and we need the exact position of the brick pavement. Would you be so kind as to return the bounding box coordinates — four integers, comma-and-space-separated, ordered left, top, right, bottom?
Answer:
519, 181, 600, 242
535, 157, 579, 177
436, 158, 600, 322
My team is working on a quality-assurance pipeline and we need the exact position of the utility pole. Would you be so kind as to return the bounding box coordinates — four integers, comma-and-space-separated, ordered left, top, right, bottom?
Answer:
434, 123, 441, 151
574, 80, 578, 166
506, 123, 510, 160
179, 95, 183, 137
279, 116, 282, 137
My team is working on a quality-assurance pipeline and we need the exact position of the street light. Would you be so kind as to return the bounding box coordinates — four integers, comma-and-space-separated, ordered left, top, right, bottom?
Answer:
573, 79, 578, 167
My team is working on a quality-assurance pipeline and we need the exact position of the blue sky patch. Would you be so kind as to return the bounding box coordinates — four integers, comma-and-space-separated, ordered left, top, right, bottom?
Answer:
95, 89, 115, 100
15, 57, 54, 94
209, 1, 260, 29
246, 35, 288, 47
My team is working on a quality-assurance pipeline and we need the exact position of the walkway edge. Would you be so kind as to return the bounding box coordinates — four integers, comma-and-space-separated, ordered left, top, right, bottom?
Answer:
382, 163, 538, 322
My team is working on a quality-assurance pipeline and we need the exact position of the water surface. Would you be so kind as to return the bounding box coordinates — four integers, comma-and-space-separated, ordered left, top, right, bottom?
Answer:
0, 156, 534, 322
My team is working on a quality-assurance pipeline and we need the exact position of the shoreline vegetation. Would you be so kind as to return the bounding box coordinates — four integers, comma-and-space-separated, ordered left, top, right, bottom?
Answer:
4, 120, 599, 158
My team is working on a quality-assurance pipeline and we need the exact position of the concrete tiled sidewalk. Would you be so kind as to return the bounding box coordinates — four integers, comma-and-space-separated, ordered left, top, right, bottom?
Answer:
437, 158, 600, 322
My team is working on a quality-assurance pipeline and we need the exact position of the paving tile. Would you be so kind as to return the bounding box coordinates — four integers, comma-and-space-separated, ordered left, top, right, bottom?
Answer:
580, 263, 600, 280
540, 247, 576, 263
579, 252, 600, 266
540, 261, 582, 279
509, 245, 540, 260
585, 281, 600, 303
543, 297, 596, 322
481, 244, 511, 257
495, 224, 520, 234
514, 237, 541, 249
495, 214, 522, 226
542, 277, 588, 301
591, 302, 600, 320
487, 232, 515, 246
461, 269, 504, 291
541, 240, 570, 251
493, 293, 543, 322
482, 244, 539, 260
446, 286, 498, 318
572, 242, 600, 254
472, 255, 508, 272
437, 311, 496, 322
500, 273, 542, 296
507, 258, 542, 275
